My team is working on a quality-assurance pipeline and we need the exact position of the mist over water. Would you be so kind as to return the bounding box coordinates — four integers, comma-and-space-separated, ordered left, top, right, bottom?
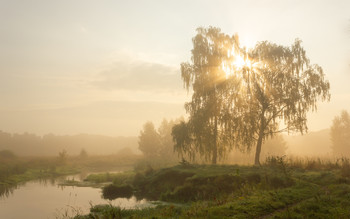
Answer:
0, 174, 151, 219
0, 0, 349, 218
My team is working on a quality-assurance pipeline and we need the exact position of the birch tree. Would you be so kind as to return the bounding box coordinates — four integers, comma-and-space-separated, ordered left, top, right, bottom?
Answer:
233, 40, 331, 165
172, 27, 241, 164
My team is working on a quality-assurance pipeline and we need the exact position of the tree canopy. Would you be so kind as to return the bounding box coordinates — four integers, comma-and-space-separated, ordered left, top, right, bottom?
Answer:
172, 27, 241, 164
138, 122, 161, 157
233, 39, 331, 165
139, 119, 180, 160
173, 27, 330, 165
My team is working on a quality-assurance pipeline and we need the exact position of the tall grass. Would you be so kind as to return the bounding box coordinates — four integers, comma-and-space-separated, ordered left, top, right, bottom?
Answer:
266, 155, 349, 171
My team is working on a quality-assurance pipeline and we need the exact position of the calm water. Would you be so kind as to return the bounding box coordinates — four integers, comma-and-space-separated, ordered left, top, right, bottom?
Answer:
0, 173, 152, 219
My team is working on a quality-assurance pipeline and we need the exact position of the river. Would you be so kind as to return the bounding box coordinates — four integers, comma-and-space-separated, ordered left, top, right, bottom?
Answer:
0, 173, 152, 219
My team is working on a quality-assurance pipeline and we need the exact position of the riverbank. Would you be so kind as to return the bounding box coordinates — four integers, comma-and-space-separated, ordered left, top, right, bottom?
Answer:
0, 152, 141, 188
0, 166, 79, 186
0, 154, 80, 188
75, 157, 350, 218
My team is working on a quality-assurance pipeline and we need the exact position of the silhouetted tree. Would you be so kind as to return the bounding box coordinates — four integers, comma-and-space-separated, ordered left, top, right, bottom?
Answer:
331, 110, 350, 156
79, 148, 88, 159
172, 27, 241, 164
158, 119, 178, 159
138, 122, 161, 157
173, 27, 330, 165
231, 39, 330, 165
58, 149, 68, 164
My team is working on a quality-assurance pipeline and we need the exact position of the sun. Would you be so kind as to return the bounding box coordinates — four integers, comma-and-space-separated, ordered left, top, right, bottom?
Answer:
221, 38, 257, 78
233, 54, 251, 70
223, 53, 252, 78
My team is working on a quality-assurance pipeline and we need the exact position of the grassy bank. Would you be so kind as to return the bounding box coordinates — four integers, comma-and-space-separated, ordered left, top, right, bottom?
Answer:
0, 166, 79, 186
0, 151, 141, 188
0, 153, 78, 187
74, 156, 350, 218
0, 158, 80, 198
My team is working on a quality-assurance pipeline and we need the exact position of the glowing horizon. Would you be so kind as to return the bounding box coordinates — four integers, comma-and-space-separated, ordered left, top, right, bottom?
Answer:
0, 0, 349, 136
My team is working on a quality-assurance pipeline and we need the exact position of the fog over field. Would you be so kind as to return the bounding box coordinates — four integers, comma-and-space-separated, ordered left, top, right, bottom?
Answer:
1, 1, 350, 218
1, 0, 349, 139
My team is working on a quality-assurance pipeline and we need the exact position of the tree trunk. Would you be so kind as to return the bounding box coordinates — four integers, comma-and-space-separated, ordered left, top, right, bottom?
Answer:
212, 145, 217, 164
254, 110, 266, 166
212, 114, 218, 165
254, 133, 263, 165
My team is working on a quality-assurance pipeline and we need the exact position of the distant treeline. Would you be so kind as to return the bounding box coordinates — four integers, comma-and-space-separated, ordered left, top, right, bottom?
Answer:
0, 128, 334, 158
0, 131, 138, 156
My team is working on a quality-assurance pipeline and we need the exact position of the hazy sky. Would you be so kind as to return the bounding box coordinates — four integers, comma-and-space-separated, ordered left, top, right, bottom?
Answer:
0, 0, 349, 136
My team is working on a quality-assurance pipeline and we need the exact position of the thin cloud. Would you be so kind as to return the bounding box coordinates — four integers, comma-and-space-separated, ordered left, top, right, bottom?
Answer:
92, 60, 182, 91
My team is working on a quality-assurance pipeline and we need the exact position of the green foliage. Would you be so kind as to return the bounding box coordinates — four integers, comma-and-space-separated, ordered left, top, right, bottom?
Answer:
0, 163, 27, 182
133, 167, 195, 200
133, 156, 178, 175
89, 204, 123, 218
158, 119, 180, 159
102, 184, 133, 200
138, 122, 161, 157
76, 159, 350, 218
74, 204, 161, 219
174, 27, 330, 165
139, 119, 181, 163
128, 164, 298, 202
173, 27, 240, 164
84, 172, 135, 185
163, 174, 245, 202
339, 157, 350, 178
264, 155, 291, 178
235, 39, 330, 165
0, 153, 140, 189
179, 158, 192, 168
135, 119, 184, 173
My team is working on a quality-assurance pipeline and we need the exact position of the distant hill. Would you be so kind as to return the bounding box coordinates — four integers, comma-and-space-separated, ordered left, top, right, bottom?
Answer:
284, 129, 332, 156
0, 131, 139, 156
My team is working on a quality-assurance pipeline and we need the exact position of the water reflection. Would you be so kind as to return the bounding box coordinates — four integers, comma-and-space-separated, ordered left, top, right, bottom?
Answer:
0, 171, 103, 199
0, 184, 16, 199
0, 172, 153, 219
0, 175, 74, 199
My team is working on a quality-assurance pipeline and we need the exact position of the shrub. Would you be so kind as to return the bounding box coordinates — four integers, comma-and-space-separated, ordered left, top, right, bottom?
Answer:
246, 173, 261, 184
339, 157, 350, 178
102, 184, 133, 200
0, 150, 16, 160
89, 204, 123, 219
